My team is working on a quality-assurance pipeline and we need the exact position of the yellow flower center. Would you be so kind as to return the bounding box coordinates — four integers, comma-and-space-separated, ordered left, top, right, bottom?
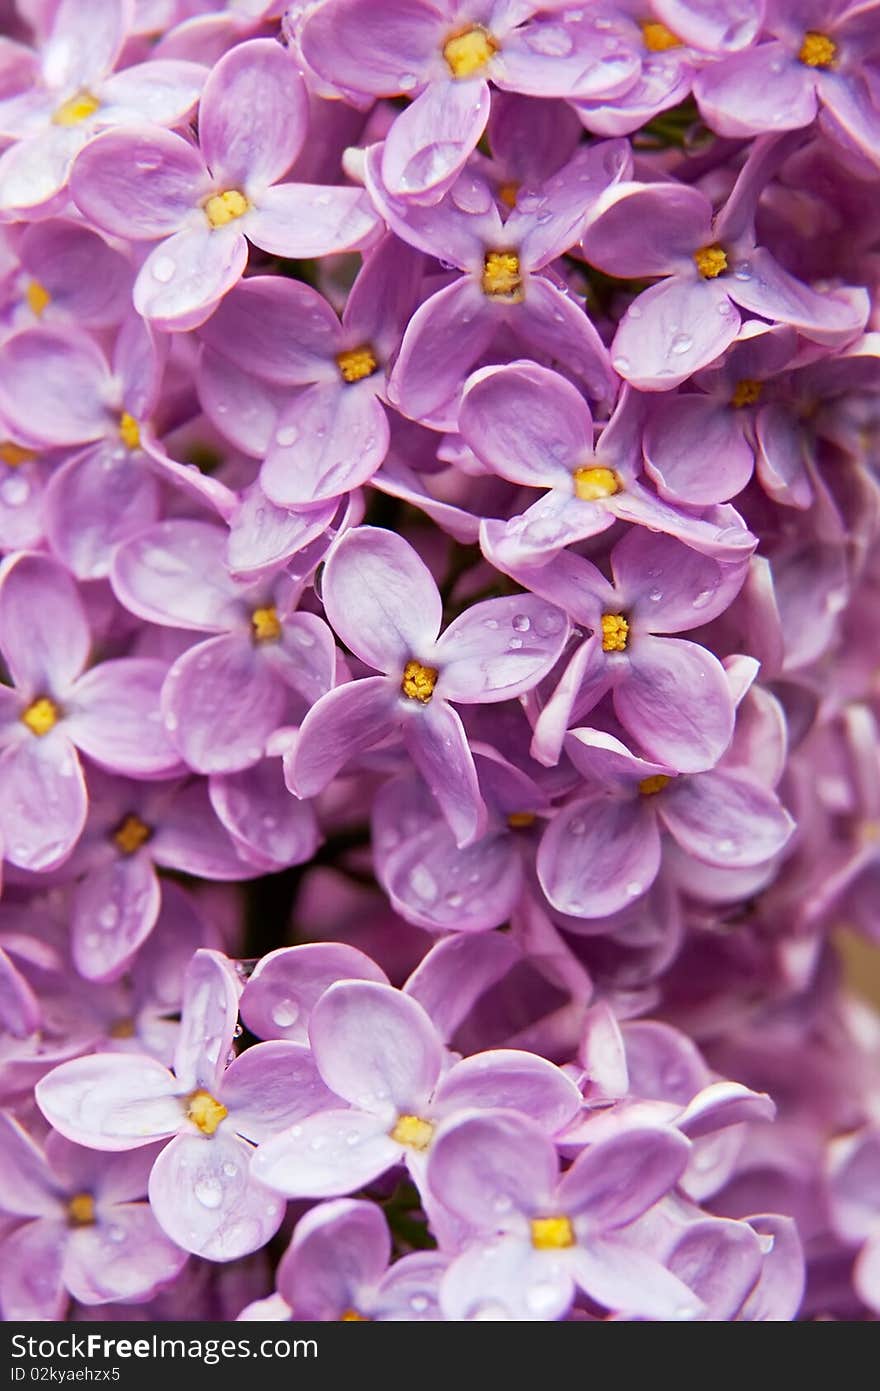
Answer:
113, 814, 152, 856
572, 466, 621, 501
251, 605, 282, 643
639, 774, 671, 796
26, 280, 51, 317
0, 441, 36, 467
336, 346, 378, 383
694, 244, 728, 279
401, 660, 438, 703
389, 1114, 435, 1150
601, 613, 629, 652
187, 1089, 228, 1136
731, 378, 762, 408
53, 91, 100, 126
204, 190, 250, 228
507, 811, 536, 829
108, 1017, 137, 1039
640, 20, 681, 51
799, 31, 837, 67
443, 25, 498, 78
119, 412, 141, 450
67, 1193, 96, 1226
21, 697, 59, 737
481, 250, 523, 301
530, 1216, 575, 1250
341, 1310, 370, 1321
498, 180, 520, 210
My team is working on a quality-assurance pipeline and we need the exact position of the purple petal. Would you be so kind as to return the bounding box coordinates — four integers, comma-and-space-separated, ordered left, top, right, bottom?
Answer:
300, 0, 439, 96
611, 276, 739, 391
582, 181, 710, 277
281, 1197, 390, 1320
726, 246, 868, 343
441, 1236, 573, 1321
435, 595, 567, 702
0, 1112, 61, 1217
0, 325, 109, 448
694, 44, 816, 137
199, 38, 308, 192
209, 760, 319, 872
322, 525, 442, 670
614, 635, 735, 773
241, 943, 388, 1045
0, 1219, 66, 1319
381, 76, 490, 201
404, 698, 487, 848
558, 1126, 690, 1228
70, 127, 206, 239
67, 658, 180, 776
199, 275, 339, 384
434, 1051, 582, 1134
0, 735, 87, 872
44, 0, 127, 89
459, 360, 589, 487
0, 549, 90, 692
537, 794, 661, 918
71, 853, 161, 984
35, 1053, 181, 1150
174, 947, 240, 1094
389, 278, 496, 422
428, 1111, 557, 1228
570, 1236, 701, 1319
219, 1041, 337, 1142
659, 767, 795, 867
134, 226, 248, 332
161, 634, 286, 775
261, 382, 389, 506
310, 980, 442, 1114
148, 1130, 284, 1259
643, 396, 754, 506
44, 444, 162, 582
111, 519, 240, 632
247, 183, 378, 259
614, 530, 749, 634
97, 58, 206, 128
252, 1109, 401, 1198
288, 677, 399, 798
63, 1203, 187, 1305
665, 1217, 763, 1320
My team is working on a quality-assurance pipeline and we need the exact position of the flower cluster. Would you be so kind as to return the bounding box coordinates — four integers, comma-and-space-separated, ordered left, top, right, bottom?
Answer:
0, 0, 878, 1323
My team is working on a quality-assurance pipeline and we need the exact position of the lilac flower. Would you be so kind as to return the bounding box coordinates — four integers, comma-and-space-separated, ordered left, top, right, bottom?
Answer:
111, 518, 337, 774
536, 722, 795, 919
198, 234, 423, 507
0, 0, 206, 217
0, 321, 163, 580
497, 528, 748, 770
694, 0, 880, 161
70, 39, 378, 330
288, 525, 568, 846
1, 220, 133, 334
430, 1110, 700, 1320
240, 942, 388, 1045
269, 1199, 448, 1321
299, 0, 639, 201
36, 949, 335, 1260
463, 362, 758, 567
0, 1115, 186, 1319
827, 1126, 880, 1315
0, 552, 179, 872
251, 979, 583, 1200
580, 138, 868, 389
365, 143, 625, 423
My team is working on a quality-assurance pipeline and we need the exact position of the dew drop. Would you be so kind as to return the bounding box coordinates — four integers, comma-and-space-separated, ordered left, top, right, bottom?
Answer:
270, 998, 300, 1028
670, 333, 693, 356
512, 613, 531, 632
99, 904, 119, 930
275, 425, 299, 447
193, 1176, 223, 1209
152, 257, 175, 284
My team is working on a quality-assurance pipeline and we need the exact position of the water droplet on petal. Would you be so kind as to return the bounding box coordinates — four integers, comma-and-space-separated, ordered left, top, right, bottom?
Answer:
152, 257, 176, 284
194, 1176, 223, 1209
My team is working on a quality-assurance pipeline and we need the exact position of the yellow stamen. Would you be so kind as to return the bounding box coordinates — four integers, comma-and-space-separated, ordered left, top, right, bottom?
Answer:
443, 25, 498, 78
731, 378, 762, 408
572, 465, 621, 501
601, 613, 629, 653
21, 697, 59, 737
0, 441, 36, 467
799, 32, 837, 67
507, 811, 536, 829
640, 20, 681, 51
113, 814, 152, 856
639, 774, 671, 796
341, 1310, 369, 1321
389, 1114, 434, 1150
26, 280, 51, 317
119, 412, 141, 450
109, 1017, 137, 1039
187, 1089, 228, 1136
530, 1215, 575, 1250
336, 346, 378, 383
498, 180, 520, 210
53, 91, 100, 126
251, 605, 282, 643
401, 660, 438, 703
694, 244, 728, 279
67, 1193, 96, 1227
204, 190, 250, 228
481, 250, 523, 301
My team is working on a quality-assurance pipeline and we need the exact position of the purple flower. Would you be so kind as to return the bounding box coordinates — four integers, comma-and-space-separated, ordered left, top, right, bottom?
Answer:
70, 39, 378, 330
288, 525, 568, 846
429, 1110, 700, 1320
694, 0, 880, 163
463, 362, 758, 566
198, 234, 423, 507
0, 0, 205, 217
0, 1114, 186, 1319
501, 527, 748, 770
581, 137, 868, 389
536, 722, 795, 919
111, 518, 337, 773
366, 142, 625, 423
251, 979, 583, 1199
299, 0, 639, 201
35, 949, 334, 1260
827, 1126, 880, 1315
0, 552, 179, 872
